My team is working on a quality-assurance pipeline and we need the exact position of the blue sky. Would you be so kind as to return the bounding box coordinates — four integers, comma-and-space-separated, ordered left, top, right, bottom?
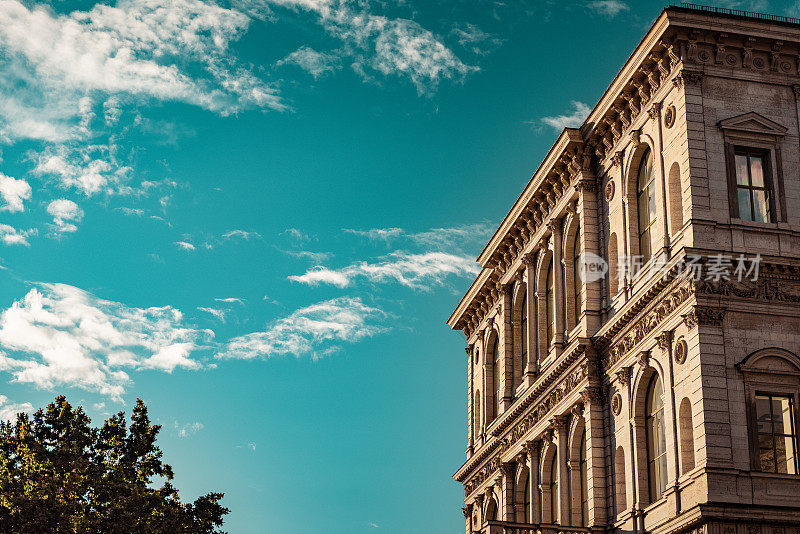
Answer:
0, 0, 797, 532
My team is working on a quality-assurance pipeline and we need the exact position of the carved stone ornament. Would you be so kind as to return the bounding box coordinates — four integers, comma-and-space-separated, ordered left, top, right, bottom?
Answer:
615, 366, 632, 387
605, 180, 615, 202
674, 337, 688, 365
637, 350, 650, 369
664, 105, 676, 128
611, 393, 622, 416
683, 306, 726, 328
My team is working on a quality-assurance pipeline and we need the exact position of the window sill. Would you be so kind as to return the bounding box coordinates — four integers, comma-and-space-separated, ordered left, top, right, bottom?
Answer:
730, 218, 780, 229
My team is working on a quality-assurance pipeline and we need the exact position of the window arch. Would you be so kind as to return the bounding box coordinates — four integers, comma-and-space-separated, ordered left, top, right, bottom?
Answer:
608, 232, 619, 297
572, 224, 582, 328
485, 494, 498, 520
646, 373, 668, 502
636, 148, 657, 264
545, 260, 555, 348
513, 283, 527, 391
515, 465, 530, 523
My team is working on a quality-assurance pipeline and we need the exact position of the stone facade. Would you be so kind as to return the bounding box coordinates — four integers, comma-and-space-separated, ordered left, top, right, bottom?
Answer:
447, 6, 800, 534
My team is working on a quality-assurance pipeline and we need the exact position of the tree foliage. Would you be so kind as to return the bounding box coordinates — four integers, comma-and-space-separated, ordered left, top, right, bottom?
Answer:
0, 396, 228, 533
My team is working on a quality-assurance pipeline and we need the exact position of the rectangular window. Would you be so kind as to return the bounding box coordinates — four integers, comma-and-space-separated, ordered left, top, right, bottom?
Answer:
755, 393, 798, 474
734, 150, 773, 223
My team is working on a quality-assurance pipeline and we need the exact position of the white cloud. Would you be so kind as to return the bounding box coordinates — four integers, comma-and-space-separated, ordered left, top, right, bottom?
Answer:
0, 173, 32, 213
0, 283, 208, 399
215, 297, 245, 304
32, 143, 130, 196
538, 101, 591, 131
288, 251, 480, 289
0, 0, 284, 144
450, 23, 503, 56
220, 297, 387, 359
223, 229, 262, 240
278, 46, 341, 78
0, 395, 33, 422
46, 198, 84, 234
255, 0, 475, 92
344, 223, 493, 253
0, 224, 35, 246
175, 241, 197, 251
283, 249, 332, 262
116, 207, 144, 217
586, 1, 630, 18
198, 306, 226, 322
176, 420, 204, 437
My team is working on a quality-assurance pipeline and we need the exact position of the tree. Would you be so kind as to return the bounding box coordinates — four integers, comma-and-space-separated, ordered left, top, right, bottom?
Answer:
0, 396, 228, 533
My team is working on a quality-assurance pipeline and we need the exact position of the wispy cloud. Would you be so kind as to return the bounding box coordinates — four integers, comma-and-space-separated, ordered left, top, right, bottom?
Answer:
0, 0, 284, 145
278, 46, 341, 78
537, 101, 591, 131
215, 297, 245, 304
255, 0, 476, 93
175, 420, 204, 438
220, 297, 387, 360
344, 223, 493, 253
0, 173, 32, 213
0, 395, 33, 422
175, 241, 197, 251
222, 229, 262, 241
450, 23, 503, 56
586, 0, 630, 18
0, 225, 34, 246
0, 283, 210, 399
198, 306, 227, 322
288, 251, 480, 289
46, 199, 83, 234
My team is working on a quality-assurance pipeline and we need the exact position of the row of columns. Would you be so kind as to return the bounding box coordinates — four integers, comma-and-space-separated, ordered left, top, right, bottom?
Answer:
465, 383, 607, 532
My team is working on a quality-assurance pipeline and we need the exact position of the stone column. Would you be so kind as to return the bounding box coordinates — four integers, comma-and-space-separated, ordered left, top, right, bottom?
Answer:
525, 440, 541, 524
554, 415, 570, 524
467, 345, 474, 456
514, 453, 527, 522
575, 177, 602, 337
523, 253, 538, 383
501, 462, 515, 520
463, 503, 473, 534
549, 220, 565, 351
582, 385, 607, 527
501, 284, 514, 411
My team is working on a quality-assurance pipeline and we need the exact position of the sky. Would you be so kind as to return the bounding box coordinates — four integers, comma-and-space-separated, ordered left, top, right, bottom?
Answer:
0, 0, 798, 532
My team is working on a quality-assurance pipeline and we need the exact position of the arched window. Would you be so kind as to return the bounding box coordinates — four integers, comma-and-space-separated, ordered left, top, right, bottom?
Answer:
579, 430, 588, 526
490, 336, 500, 420
573, 225, 582, 328
646, 374, 668, 502
546, 261, 555, 348
637, 148, 657, 264
549, 453, 559, 523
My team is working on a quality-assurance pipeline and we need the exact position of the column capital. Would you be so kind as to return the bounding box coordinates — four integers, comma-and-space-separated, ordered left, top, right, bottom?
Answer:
550, 415, 569, 432
615, 366, 632, 387
655, 330, 672, 351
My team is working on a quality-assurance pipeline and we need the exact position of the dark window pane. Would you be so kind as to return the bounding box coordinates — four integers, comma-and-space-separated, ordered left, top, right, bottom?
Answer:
776, 436, 788, 474
750, 156, 764, 187
756, 396, 772, 433
753, 190, 770, 223
735, 154, 749, 185
738, 188, 753, 221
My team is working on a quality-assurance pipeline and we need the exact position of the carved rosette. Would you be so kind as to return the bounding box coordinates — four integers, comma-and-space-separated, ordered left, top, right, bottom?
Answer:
611, 393, 622, 416
605, 180, 615, 202
674, 338, 688, 365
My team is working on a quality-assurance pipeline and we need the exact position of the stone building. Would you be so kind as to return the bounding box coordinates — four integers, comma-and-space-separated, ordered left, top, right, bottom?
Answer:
447, 5, 800, 534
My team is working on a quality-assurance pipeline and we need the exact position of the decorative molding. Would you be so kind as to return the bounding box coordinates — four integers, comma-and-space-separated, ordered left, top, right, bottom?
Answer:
683, 306, 726, 328
616, 366, 632, 387
637, 350, 650, 369
673, 69, 703, 87
694, 275, 800, 303
656, 330, 673, 351
604, 281, 693, 369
